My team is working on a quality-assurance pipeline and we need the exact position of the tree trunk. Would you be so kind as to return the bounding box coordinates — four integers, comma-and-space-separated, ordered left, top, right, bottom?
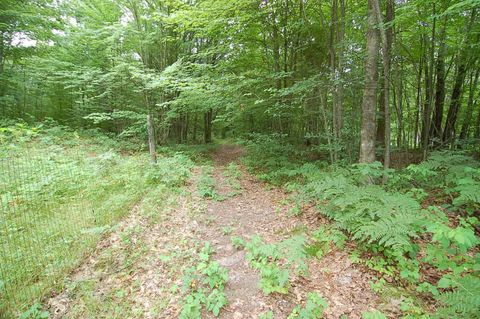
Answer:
193, 113, 198, 142
204, 109, 213, 144
475, 102, 480, 139
319, 88, 334, 164
442, 58, 468, 144
430, 16, 447, 144
373, 0, 393, 179
147, 114, 157, 164
0, 31, 4, 77
414, 48, 424, 149
459, 67, 480, 140
330, 0, 345, 162
421, 6, 435, 159
442, 9, 476, 144
359, 0, 379, 163
394, 58, 404, 148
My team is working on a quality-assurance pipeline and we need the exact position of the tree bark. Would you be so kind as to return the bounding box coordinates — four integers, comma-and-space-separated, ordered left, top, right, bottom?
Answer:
414, 45, 424, 149
330, 0, 345, 162
204, 109, 213, 143
147, 114, 157, 164
359, 0, 379, 163
430, 16, 447, 144
442, 9, 476, 144
475, 102, 480, 139
193, 113, 198, 142
459, 67, 480, 140
373, 0, 393, 178
421, 5, 435, 159
442, 57, 468, 144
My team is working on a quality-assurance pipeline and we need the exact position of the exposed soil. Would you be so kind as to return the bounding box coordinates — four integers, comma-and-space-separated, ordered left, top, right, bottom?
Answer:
47, 144, 397, 318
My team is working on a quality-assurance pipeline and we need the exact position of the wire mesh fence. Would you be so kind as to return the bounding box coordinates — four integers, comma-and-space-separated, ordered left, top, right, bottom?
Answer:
0, 145, 134, 318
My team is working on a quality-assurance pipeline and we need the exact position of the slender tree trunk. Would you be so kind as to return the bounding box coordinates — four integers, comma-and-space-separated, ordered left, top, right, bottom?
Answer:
319, 88, 334, 164
430, 16, 447, 144
459, 67, 480, 140
394, 58, 404, 148
414, 48, 424, 149
193, 113, 198, 142
330, 0, 338, 161
475, 103, 480, 139
373, 0, 393, 179
0, 31, 4, 77
421, 5, 435, 159
272, 10, 281, 91
147, 114, 157, 164
204, 109, 213, 143
330, 0, 345, 161
359, 0, 379, 163
283, 0, 289, 89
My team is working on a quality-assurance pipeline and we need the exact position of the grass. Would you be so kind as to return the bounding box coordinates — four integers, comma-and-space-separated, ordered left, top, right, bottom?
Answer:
0, 126, 193, 317
60, 184, 183, 319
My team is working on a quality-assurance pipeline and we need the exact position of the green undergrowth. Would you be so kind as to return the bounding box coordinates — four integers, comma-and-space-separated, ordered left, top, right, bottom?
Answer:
237, 231, 331, 318
223, 162, 243, 196
232, 234, 316, 295
242, 136, 480, 318
0, 123, 195, 317
39, 183, 189, 319
197, 164, 225, 201
180, 243, 229, 318
287, 292, 328, 319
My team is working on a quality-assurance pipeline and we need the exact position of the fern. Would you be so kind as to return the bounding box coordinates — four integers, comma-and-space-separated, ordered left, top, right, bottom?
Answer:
435, 275, 480, 318
320, 183, 423, 252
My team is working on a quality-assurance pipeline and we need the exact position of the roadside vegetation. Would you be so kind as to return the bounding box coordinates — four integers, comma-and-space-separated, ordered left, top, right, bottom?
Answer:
0, 123, 194, 317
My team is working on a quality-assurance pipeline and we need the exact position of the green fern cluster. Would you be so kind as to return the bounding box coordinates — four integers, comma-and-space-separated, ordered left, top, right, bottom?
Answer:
435, 274, 480, 318
304, 175, 424, 253
407, 151, 480, 211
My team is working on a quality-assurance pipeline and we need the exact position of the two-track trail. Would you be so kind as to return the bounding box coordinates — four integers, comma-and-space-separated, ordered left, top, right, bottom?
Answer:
47, 145, 397, 319
195, 145, 391, 319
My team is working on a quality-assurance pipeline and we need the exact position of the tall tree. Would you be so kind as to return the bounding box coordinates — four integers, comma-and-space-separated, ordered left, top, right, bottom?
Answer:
459, 67, 480, 140
443, 9, 477, 144
430, 15, 448, 144
373, 0, 394, 175
359, 0, 379, 163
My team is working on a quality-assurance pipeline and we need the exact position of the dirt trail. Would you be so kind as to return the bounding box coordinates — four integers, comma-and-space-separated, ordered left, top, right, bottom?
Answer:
47, 144, 395, 318
197, 145, 391, 318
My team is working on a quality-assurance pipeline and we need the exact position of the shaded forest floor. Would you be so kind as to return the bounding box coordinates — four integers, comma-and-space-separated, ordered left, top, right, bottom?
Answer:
46, 144, 401, 318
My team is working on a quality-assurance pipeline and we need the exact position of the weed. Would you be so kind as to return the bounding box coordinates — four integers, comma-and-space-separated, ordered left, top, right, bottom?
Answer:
224, 162, 243, 196
197, 165, 225, 201
259, 311, 274, 319
222, 226, 233, 235
180, 243, 229, 318
361, 311, 387, 319
19, 304, 49, 319
287, 292, 328, 319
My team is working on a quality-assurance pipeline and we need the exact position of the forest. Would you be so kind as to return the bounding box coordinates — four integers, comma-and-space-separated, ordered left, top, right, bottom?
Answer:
1, 0, 479, 318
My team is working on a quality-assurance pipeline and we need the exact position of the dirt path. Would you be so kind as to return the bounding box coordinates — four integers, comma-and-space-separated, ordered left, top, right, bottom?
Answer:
196, 145, 391, 318
47, 144, 395, 318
